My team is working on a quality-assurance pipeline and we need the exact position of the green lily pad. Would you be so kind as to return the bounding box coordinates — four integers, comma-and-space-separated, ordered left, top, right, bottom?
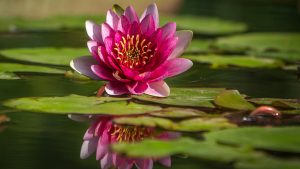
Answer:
0, 63, 65, 74
0, 47, 88, 66
2, 95, 161, 115
0, 15, 105, 31
205, 127, 300, 153
0, 72, 20, 80
184, 55, 283, 68
112, 137, 260, 162
113, 116, 235, 132
236, 156, 300, 169
133, 88, 226, 108
214, 90, 256, 110
149, 108, 206, 118
161, 15, 247, 35
249, 98, 300, 110
214, 33, 300, 63
185, 39, 213, 53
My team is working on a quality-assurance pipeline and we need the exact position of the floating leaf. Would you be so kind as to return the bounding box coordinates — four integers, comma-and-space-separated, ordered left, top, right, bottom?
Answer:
236, 156, 300, 169
161, 15, 247, 35
214, 33, 300, 63
149, 108, 206, 118
184, 55, 283, 68
0, 72, 20, 80
0, 63, 65, 74
185, 39, 213, 53
133, 88, 226, 108
249, 98, 300, 110
3, 95, 161, 115
0, 48, 88, 66
112, 137, 260, 162
205, 127, 300, 153
214, 90, 256, 110
114, 116, 235, 132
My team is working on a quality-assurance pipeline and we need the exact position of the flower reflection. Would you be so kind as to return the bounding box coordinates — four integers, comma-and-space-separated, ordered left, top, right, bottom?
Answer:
69, 114, 179, 169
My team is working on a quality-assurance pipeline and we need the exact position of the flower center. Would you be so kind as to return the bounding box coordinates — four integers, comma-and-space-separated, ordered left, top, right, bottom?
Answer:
114, 34, 154, 69
110, 124, 153, 142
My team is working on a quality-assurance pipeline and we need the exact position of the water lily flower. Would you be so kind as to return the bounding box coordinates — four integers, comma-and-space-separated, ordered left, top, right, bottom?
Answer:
69, 114, 179, 169
71, 3, 193, 97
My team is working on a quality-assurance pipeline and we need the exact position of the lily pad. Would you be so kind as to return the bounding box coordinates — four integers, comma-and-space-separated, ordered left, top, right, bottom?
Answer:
149, 108, 206, 118
0, 72, 20, 80
2, 95, 161, 115
112, 137, 260, 162
0, 47, 88, 66
133, 88, 226, 108
161, 15, 247, 35
113, 116, 236, 132
184, 55, 283, 68
185, 39, 213, 53
214, 90, 256, 110
0, 15, 105, 31
214, 33, 300, 63
249, 98, 300, 110
0, 63, 65, 74
205, 127, 300, 153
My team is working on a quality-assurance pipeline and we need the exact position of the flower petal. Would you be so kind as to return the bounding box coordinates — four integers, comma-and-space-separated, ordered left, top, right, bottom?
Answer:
96, 140, 108, 160
102, 23, 115, 41
140, 14, 155, 36
101, 153, 113, 169
135, 159, 153, 169
159, 157, 171, 167
168, 30, 193, 59
80, 137, 98, 159
140, 3, 159, 29
106, 9, 120, 30
164, 58, 193, 78
87, 40, 101, 62
124, 6, 139, 23
91, 65, 115, 81
161, 22, 176, 39
86, 20, 103, 43
118, 15, 130, 34
70, 56, 100, 80
145, 81, 170, 97
105, 81, 128, 95
127, 82, 148, 95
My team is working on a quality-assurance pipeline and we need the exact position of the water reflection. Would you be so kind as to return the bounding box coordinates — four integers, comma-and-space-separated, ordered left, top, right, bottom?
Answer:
69, 114, 180, 169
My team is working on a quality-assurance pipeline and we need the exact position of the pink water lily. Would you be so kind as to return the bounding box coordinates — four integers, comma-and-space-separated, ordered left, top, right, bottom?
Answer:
70, 3, 193, 97
69, 114, 179, 169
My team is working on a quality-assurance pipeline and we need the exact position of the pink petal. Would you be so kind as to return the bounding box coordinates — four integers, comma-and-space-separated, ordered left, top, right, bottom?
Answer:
157, 132, 181, 140
101, 23, 115, 42
140, 15, 155, 35
80, 137, 98, 159
124, 6, 139, 23
164, 58, 193, 78
87, 40, 101, 62
140, 3, 159, 29
105, 81, 128, 95
96, 141, 108, 160
70, 56, 100, 80
127, 82, 148, 95
85, 20, 103, 43
101, 153, 113, 169
159, 157, 171, 167
161, 22, 176, 39
91, 65, 115, 81
168, 30, 193, 59
129, 21, 141, 35
106, 9, 120, 30
118, 15, 130, 34
135, 159, 153, 169
145, 81, 170, 97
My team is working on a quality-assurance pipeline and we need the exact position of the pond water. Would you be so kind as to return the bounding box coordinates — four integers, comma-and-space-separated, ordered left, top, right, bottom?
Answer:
0, 0, 300, 169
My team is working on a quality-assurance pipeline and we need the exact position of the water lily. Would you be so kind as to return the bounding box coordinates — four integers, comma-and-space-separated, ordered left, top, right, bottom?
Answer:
69, 114, 179, 169
71, 3, 193, 97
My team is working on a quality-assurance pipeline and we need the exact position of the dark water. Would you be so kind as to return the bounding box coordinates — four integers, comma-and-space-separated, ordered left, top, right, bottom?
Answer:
1, 0, 300, 169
